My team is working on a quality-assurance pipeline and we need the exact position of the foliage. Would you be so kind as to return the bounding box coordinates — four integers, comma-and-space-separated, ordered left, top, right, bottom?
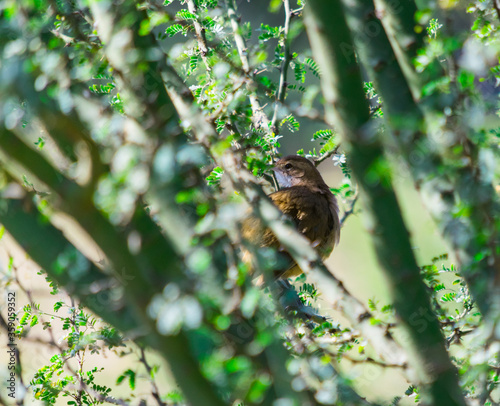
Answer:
0, 0, 499, 405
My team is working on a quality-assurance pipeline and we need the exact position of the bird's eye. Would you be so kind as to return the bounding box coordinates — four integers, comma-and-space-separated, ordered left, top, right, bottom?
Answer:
284, 163, 293, 170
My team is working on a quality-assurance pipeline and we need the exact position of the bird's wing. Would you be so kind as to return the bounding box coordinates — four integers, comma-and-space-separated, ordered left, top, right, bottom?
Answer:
240, 200, 294, 278
269, 188, 335, 254
242, 187, 337, 279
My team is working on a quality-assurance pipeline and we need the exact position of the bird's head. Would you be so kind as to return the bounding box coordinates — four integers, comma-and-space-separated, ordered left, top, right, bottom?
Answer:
273, 155, 327, 189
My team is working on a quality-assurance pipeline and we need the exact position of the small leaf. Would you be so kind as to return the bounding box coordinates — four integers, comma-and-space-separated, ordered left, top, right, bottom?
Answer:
30, 314, 38, 327
165, 24, 188, 37
312, 129, 333, 141
368, 298, 377, 311
176, 10, 197, 20
305, 57, 320, 77
280, 114, 300, 132
206, 167, 224, 186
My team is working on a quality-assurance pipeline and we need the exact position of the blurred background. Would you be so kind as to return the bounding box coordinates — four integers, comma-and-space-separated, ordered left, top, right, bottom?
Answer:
1, 0, 496, 404
0, 147, 452, 405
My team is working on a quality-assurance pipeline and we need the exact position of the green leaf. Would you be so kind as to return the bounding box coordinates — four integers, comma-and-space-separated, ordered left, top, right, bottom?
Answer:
319, 137, 336, 155
54, 301, 64, 312
20, 311, 31, 326
127, 370, 136, 390
34, 137, 45, 149
206, 167, 224, 186
22, 175, 34, 189
433, 283, 445, 291
116, 369, 136, 389
312, 129, 333, 141
30, 314, 39, 327
294, 62, 306, 83
440, 292, 457, 302
457, 69, 475, 91
176, 10, 197, 20
188, 55, 199, 74
280, 114, 300, 132
165, 24, 188, 37
258, 24, 281, 41
150, 364, 158, 379
305, 57, 320, 77
427, 18, 443, 38
226, 356, 251, 373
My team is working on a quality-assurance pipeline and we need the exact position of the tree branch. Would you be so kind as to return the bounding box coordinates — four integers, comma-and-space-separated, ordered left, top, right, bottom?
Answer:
186, 0, 212, 72
270, 0, 293, 134
161, 53, 409, 369
88, 3, 304, 404
0, 124, 219, 405
0, 196, 224, 406
138, 347, 167, 406
304, 2, 466, 405
340, 194, 358, 226
373, 0, 427, 101
225, 0, 271, 133
340, 0, 500, 315
225, 155, 409, 366
313, 144, 341, 166
495, 0, 500, 21
0, 130, 154, 297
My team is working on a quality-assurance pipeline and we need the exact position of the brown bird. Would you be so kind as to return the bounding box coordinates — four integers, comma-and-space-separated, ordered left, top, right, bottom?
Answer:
242, 155, 340, 278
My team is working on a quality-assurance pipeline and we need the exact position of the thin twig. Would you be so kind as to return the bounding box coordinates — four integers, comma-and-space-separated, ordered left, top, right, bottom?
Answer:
164, 61, 409, 368
225, 0, 271, 133
185, 0, 212, 72
297, 326, 407, 369
222, 154, 408, 367
314, 144, 341, 166
287, 318, 408, 373
270, 0, 292, 134
340, 195, 358, 226
90, 393, 131, 406
263, 172, 280, 192
138, 347, 167, 406
341, 354, 407, 369
145, 1, 285, 136
11, 263, 136, 406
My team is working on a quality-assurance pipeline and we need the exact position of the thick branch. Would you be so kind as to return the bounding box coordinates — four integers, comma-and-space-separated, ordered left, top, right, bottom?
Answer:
340, 0, 500, 314
222, 154, 408, 368
89, 2, 304, 404
0, 130, 152, 299
304, 2, 466, 405
495, 0, 500, 21
162, 60, 409, 368
0, 198, 223, 406
0, 120, 219, 404
373, 0, 425, 101
342, 0, 423, 138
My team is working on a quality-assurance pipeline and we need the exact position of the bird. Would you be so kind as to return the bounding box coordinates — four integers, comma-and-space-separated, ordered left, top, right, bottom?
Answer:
241, 155, 340, 279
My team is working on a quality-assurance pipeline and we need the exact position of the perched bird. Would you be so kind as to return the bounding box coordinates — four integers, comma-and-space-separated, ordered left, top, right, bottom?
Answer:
242, 155, 340, 278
